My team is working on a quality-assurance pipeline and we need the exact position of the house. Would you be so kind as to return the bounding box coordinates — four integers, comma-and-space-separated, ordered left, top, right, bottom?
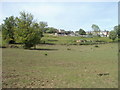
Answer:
99, 30, 109, 37
86, 30, 109, 37
55, 32, 67, 36
54, 29, 66, 36
59, 29, 66, 33
54, 30, 76, 36
69, 33, 76, 36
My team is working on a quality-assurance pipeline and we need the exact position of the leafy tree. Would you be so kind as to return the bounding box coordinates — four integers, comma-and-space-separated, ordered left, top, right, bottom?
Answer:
39, 21, 48, 33
88, 32, 93, 35
0, 24, 2, 31
14, 11, 43, 49
118, 25, 120, 39
46, 27, 58, 33
2, 16, 16, 44
78, 29, 86, 35
114, 25, 120, 35
75, 31, 79, 33
109, 30, 117, 41
114, 25, 118, 32
65, 31, 73, 35
91, 24, 100, 35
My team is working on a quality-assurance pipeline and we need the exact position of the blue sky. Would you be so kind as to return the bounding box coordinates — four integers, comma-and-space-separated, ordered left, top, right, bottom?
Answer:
0, 2, 118, 31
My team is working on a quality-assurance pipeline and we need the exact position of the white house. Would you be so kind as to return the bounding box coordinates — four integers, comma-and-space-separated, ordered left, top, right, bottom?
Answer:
86, 30, 109, 37
99, 30, 109, 37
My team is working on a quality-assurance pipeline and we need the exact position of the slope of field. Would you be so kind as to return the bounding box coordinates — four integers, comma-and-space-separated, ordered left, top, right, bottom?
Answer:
2, 43, 118, 88
41, 34, 117, 45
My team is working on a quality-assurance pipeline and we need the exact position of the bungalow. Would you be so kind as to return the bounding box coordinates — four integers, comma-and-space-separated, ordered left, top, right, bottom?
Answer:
54, 32, 67, 36
86, 30, 109, 37
99, 30, 109, 37
54, 30, 76, 36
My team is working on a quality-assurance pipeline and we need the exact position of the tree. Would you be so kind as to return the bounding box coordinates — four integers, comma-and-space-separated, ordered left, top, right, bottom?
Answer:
0, 24, 2, 31
114, 25, 118, 32
118, 25, 120, 39
109, 30, 117, 41
14, 11, 43, 49
39, 21, 48, 33
78, 29, 86, 35
114, 25, 120, 35
46, 27, 58, 33
2, 16, 16, 44
75, 31, 79, 33
91, 24, 100, 35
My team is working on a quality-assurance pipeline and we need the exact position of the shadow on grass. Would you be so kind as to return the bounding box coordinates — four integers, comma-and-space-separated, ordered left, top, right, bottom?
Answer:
29, 48, 58, 51
40, 43, 56, 45
48, 40, 58, 41
0, 46, 6, 48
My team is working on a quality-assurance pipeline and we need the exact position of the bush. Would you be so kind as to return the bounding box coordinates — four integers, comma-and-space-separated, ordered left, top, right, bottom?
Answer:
79, 42, 94, 45
95, 40, 105, 42
94, 45, 99, 47
44, 53, 48, 56
40, 40, 46, 44
0, 40, 8, 48
67, 48, 71, 50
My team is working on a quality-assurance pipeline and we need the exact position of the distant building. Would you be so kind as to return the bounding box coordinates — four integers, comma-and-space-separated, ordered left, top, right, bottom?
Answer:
99, 30, 109, 37
54, 29, 109, 37
86, 30, 109, 37
54, 29, 76, 36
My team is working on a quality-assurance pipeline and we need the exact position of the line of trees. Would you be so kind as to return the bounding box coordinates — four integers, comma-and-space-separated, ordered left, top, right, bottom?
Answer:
1, 11, 61, 49
91, 24, 119, 41
76, 24, 100, 36
76, 24, 119, 41
1, 11, 119, 49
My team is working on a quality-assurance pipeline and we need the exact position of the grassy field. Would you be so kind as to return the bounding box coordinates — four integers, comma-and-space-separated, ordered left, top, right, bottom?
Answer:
41, 34, 117, 45
2, 43, 118, 88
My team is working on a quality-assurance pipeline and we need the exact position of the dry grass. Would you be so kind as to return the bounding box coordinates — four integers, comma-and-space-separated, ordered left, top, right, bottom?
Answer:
2, 43, 118, 88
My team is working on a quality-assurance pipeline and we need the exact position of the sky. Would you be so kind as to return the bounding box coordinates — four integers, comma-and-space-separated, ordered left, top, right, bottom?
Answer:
0, 2, 118, 31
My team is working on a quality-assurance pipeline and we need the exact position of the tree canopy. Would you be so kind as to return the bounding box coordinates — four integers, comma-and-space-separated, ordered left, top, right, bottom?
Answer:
114, 25, 120, 35
78, 29, 86, 35
91, 24, 100, 35
39, 22, 48, 33
109, 30, 117, 41
14, 11, 43, 49
2, 16, 16, 44
46, 27, 58, 33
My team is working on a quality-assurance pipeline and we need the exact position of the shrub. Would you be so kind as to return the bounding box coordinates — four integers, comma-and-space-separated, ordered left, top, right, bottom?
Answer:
95, 40, 105, 42
67, 48, 71, 50
44, 53, 48, 56
0, 40, 8, 48
95, 45, 99, 47
79, 42, 94, 45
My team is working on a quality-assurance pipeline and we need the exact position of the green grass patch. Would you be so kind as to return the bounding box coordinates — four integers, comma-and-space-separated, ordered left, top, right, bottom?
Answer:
41, 34, 118, 45
2, 43, 118, 88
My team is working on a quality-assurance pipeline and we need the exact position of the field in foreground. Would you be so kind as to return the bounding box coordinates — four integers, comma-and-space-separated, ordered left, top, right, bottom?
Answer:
2, 43, 118, 88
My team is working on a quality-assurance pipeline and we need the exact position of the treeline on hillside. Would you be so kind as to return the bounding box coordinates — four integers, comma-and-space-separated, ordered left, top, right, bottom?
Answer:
0, 11, 67, 49
0, 11, 120, 49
